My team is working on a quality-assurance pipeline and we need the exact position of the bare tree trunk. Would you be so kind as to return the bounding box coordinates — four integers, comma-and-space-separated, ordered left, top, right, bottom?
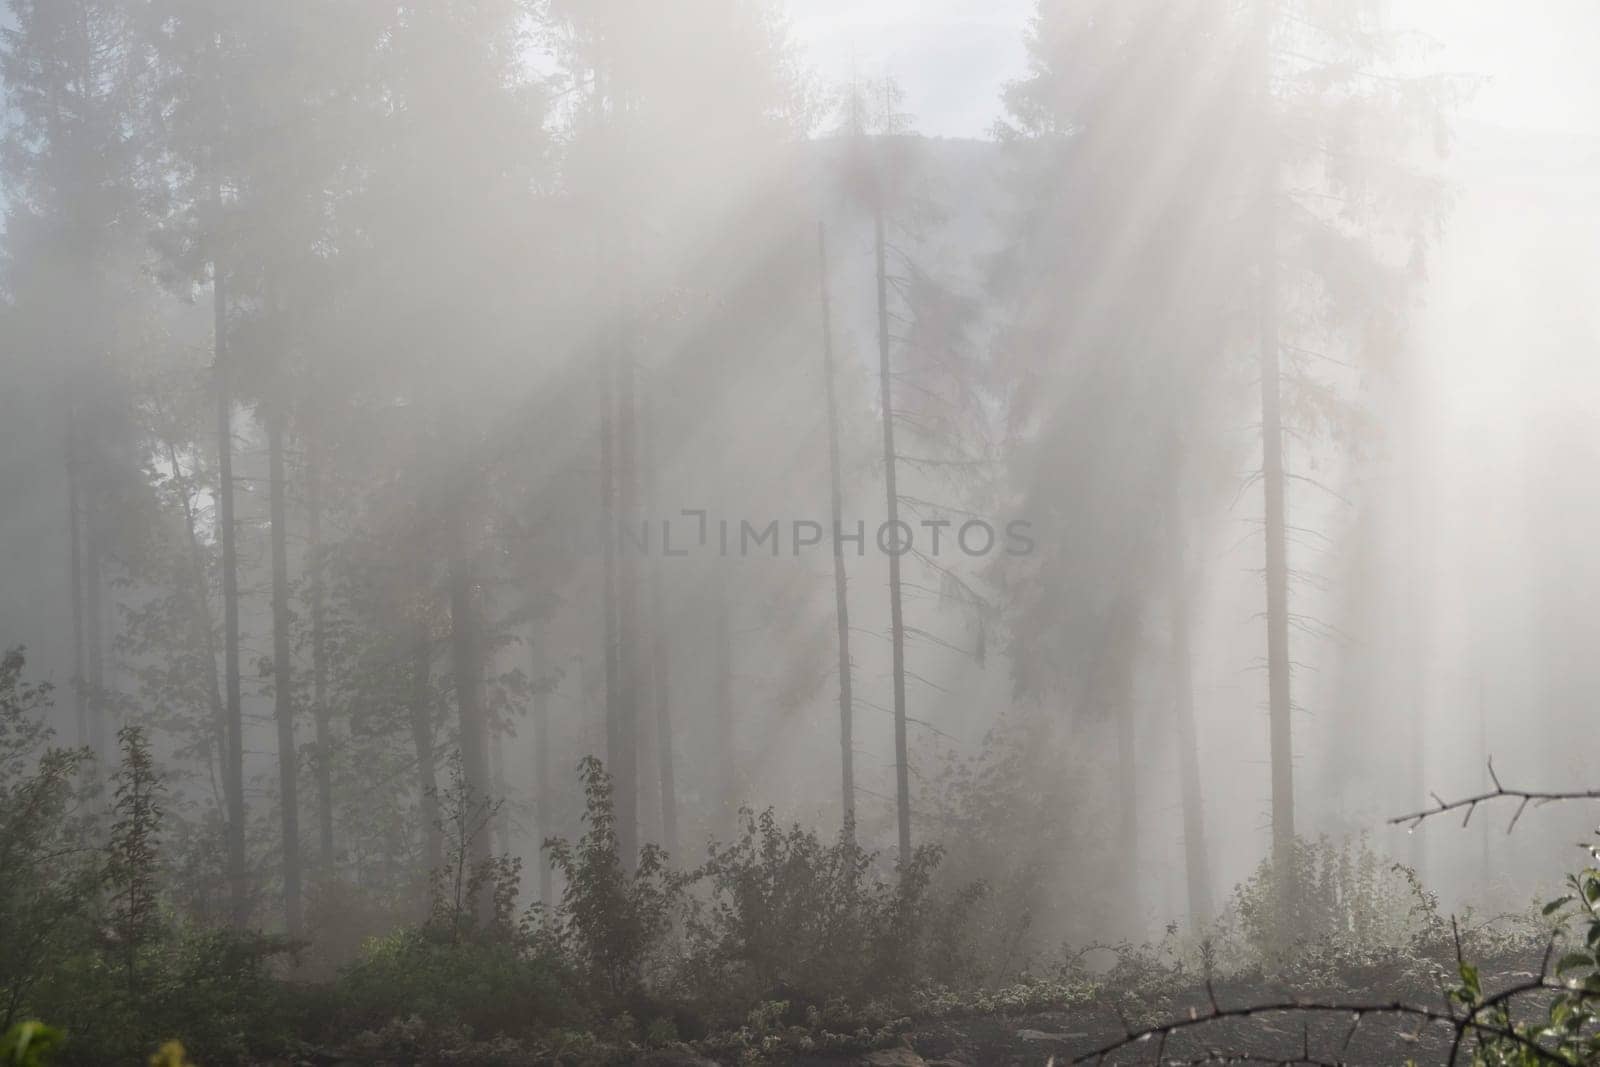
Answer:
712, 567, 735, 837
874, 205, 912, 864
66, 403, 87, 751
614, 343, 641, 872
165, 439, 228, 813
1169, 497, 1214, 928
84, 467, 105, 766
599, 355, 621, 814
1259, 122, 1296, 907
1108, 601, 1139, 924
409, 565, 442, 882
489, 721, 509, 858
818, 223, 856, 837
267, 414, 303, 938
307, 449, 334, 870
215, 259, 248, 929
1477, 673, 1489, 894
641, 393, 678, 860
1254, 206, 1292, 902
1116, 674, 1137, 912
447, 514, 492, 894
1404, 366, 1430, 882
531, 661, 553, 906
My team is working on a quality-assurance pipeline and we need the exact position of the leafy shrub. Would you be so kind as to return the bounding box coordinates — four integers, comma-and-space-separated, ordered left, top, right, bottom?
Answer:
0, 650, 97, 1036
427, 751, 522, 943
339, 926, 580, 1039
1226, 833, 1448, 978
1454, 848, 1600, 1065
543, 756, 686, 1002
27, 922, 297, 1064
0, 1022, 63, 1067
677, 807, 953, 1015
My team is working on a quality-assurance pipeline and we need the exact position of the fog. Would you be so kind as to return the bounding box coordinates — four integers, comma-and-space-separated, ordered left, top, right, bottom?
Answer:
2, 0, 1598, 1060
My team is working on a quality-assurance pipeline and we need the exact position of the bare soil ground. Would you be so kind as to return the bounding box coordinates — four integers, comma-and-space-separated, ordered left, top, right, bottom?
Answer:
780, 951, 1549, 1067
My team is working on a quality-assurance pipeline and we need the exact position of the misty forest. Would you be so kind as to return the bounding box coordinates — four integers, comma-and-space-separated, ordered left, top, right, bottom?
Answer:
4, 0, 1600, 1063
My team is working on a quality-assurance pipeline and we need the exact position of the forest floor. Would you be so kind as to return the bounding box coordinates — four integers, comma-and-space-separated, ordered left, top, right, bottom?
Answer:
285, 947, 1550, 1065
764, 951, 1547, 1067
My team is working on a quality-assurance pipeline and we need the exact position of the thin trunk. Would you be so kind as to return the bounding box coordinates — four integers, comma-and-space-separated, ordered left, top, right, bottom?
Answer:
166, 439, 227, 811
1256, 6, 1295, 905
215, 259, 247, 928
819, 223, 856, 836
1260, 239, 1295, 894
532, 668, 553, 906
711, 571, 736, 838
307, 450, 334, 869
874, 205, 912, 864
66, 404, 87, 750
614, 344, 641, 872
84, 474, 105, 766
642, 395, 678, 860
1169, 501, 1214, 928
78, 379, 106, 772
1115, 657, 1137, 919
1477, 673, 1489, 893
267, 415, 302, 938
1405, 371, 1429, 881
599, 356, 621, 804
490, 724, 509, 858
409, 575, 442, 880
447, 519, 492, 890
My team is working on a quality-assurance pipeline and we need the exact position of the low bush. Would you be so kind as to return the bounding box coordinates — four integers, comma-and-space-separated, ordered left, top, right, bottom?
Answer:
339, 926, 581, 1038
677, 809, 950, 1015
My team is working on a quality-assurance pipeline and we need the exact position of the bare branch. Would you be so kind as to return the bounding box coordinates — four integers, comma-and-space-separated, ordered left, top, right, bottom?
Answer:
1389, 758, 1600, 833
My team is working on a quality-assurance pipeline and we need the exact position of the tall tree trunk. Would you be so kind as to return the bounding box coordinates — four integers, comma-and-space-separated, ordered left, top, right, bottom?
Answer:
447, 517, 492, 894
489, 723, 510, 858
409, 567, 442, 883
1254, 199, 1292, 902
1116, 675, 1137, 913
641, 394, 678, 860
712, 567, 735, 837
84, 466, 105, 767
614, 343, 641, 872
531, 659, 553, 906
1404, 366, 1429, 881
1477, 673, 1489, 893
599, 355, 621, 812
1259, 110, 1296, 908
267, 414, 303, 938
874, 205, 912, 864
66, 403, 87, 751
63, 402, 86, 748
215, 259, 247, 929
819, 223, 856, 837
165, 439, 228, 813
1168, 497, 1214, 928
1109, 601, 1139, 924
307, 449, 334, 870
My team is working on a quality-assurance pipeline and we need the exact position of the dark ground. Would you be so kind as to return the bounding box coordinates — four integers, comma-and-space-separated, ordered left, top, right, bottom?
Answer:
769, 953, 1548, 1067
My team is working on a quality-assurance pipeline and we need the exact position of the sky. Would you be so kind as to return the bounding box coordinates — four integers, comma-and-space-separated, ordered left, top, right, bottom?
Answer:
788, 0, 1600, 140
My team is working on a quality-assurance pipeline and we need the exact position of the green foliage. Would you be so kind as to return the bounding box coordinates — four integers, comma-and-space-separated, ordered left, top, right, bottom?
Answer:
544, 756, 686, 1002
679, 808, 952, 1013
426, 750, 519, 943
340, 926, 580, 1039
23, 919, 296, 1064
106, 724, 165, 991
0, 650, 97, 1035
1450, 852, 1600, 1065
0, 1022, 63, 1067
146, 1040, 194, 1067
1228, 834, 1448, 978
